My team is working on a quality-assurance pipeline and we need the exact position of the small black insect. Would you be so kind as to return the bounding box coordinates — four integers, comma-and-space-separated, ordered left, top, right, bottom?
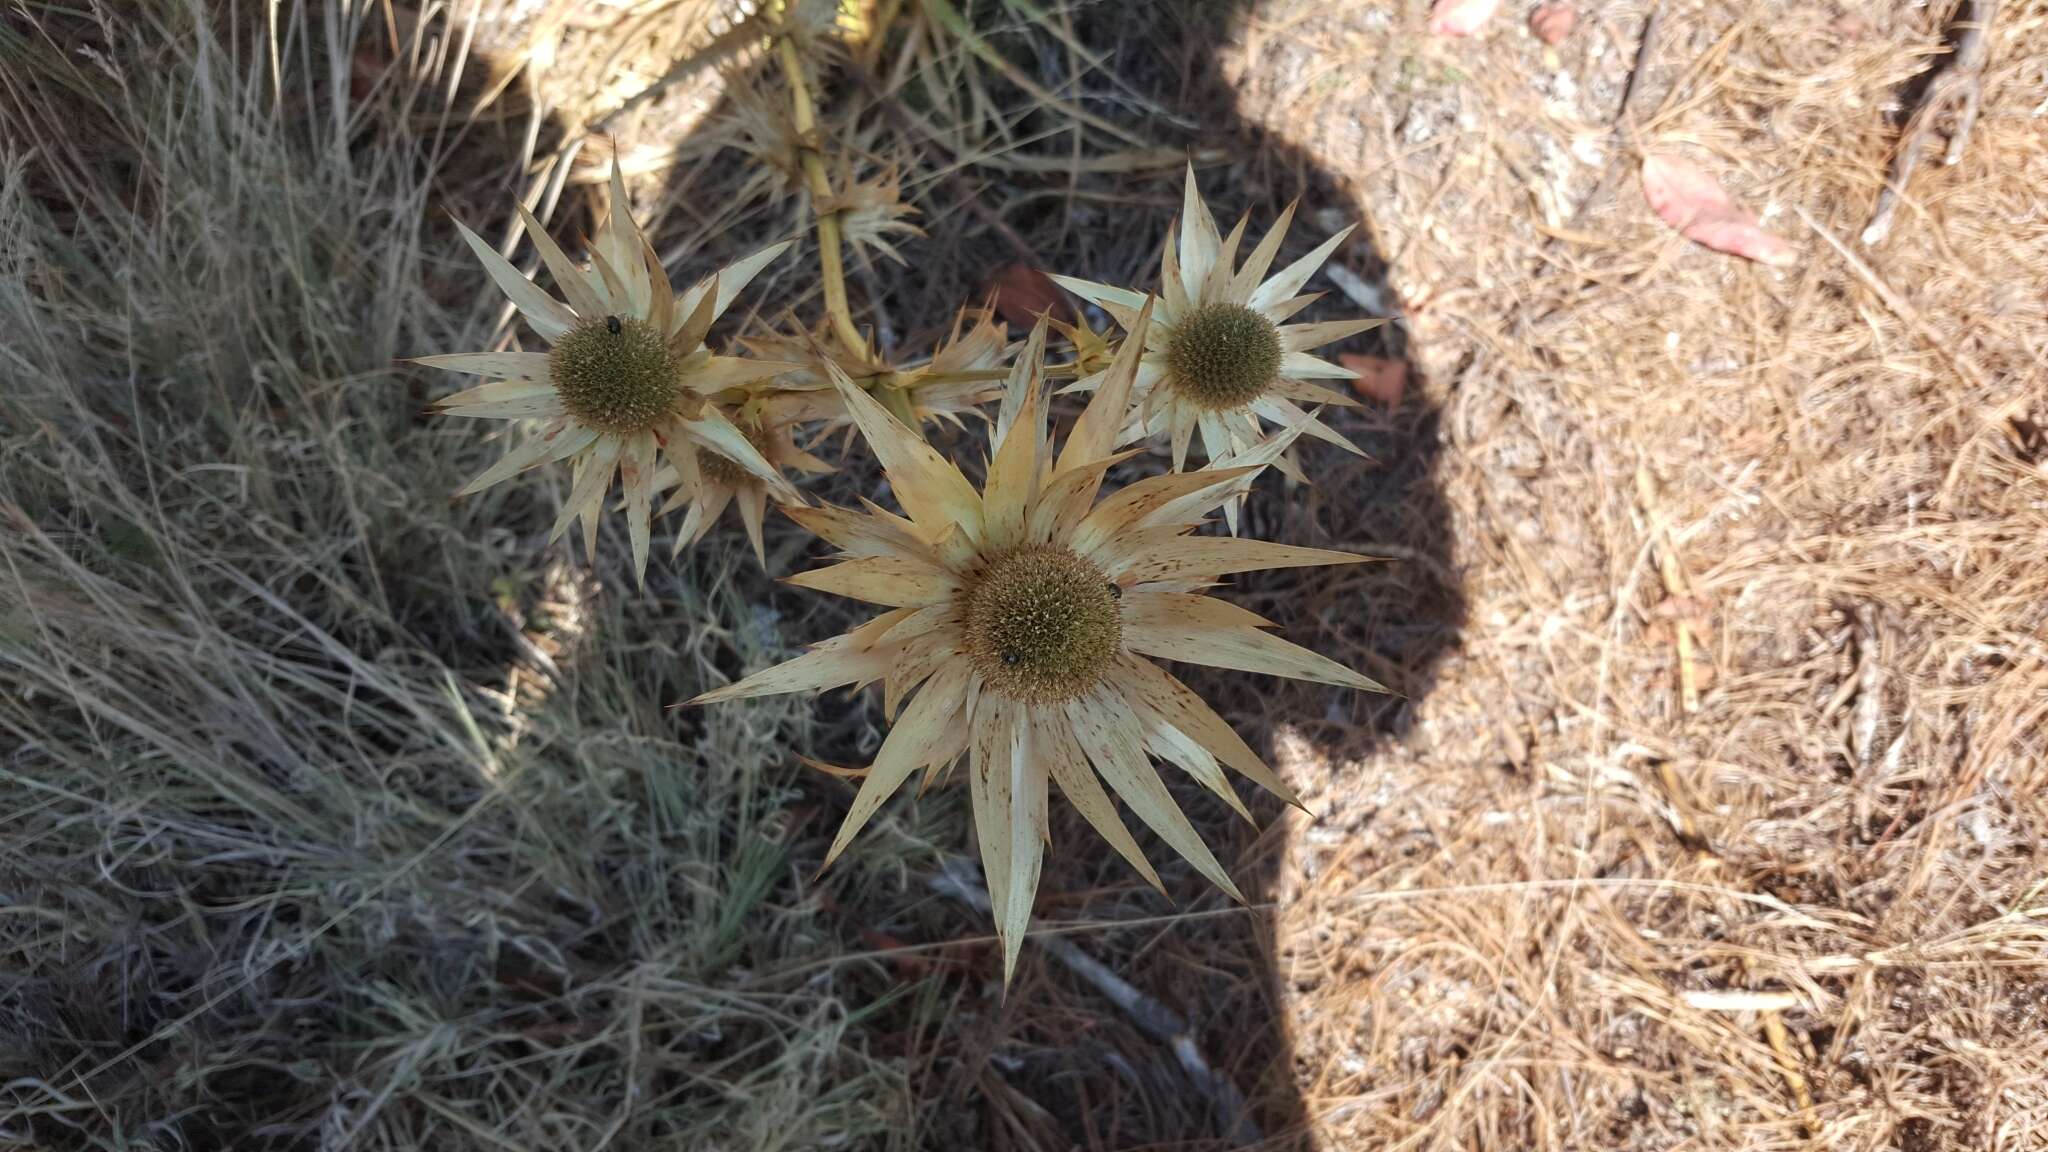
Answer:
1105, 582, 1122, 600
605, 315, 622, 335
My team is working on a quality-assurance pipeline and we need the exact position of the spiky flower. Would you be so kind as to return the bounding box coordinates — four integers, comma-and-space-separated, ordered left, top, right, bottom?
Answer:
773, 0, 854, 56
419, 165, 798, 585
688, 307, 1385, 983
752, 306, 1010, 436
822, 165, 923, 266
890, 304, 1012, 429
1051, 166, 1384, 529
1049, 312, 1118, 380
713, 79, 807, 206
650, 410, 832, 568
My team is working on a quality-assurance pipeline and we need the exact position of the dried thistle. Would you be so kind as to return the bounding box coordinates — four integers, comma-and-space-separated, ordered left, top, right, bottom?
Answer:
688, 312, 1384, 984
752, 306, 1009, 436
1052, 166, 1384, 530
652, 410, 832, 568
821, 165, 924, 265
418, 165, 797, 585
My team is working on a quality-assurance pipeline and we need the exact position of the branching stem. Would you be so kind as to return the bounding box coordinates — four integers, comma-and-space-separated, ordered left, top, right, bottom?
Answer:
771, 8, 1095, 423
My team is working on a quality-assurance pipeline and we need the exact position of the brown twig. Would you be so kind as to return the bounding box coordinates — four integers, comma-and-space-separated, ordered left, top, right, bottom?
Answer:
1761, 1010, 1819, 1134
1556, 1, 1666, 235
1798, 205, 1990, 395
1861, 0, 1999, 246
931, 860, 1264, 1148
1612, 1, 1667, 135
1634, 466, 1703, 716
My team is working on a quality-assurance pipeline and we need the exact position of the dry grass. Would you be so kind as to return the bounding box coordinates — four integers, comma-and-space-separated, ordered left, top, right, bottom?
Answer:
3, 0, 2044, 1149
1218, 1, 2048, 1148
0, 3, 917, 1146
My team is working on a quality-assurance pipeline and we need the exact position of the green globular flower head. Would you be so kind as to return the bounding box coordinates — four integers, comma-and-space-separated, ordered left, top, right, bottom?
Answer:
1163, 302, 1283, 411
965, 544, 1122, 704
550, 315, 682, 433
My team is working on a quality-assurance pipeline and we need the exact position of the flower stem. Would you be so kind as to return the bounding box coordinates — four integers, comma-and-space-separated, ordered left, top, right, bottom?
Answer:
873, 360, 1089, 391
774, 27, 867, 362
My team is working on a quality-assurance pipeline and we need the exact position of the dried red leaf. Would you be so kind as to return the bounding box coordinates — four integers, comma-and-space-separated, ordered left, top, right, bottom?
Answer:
1640, 154, 1797, 267
856, 928, 936, 977
1340, 354, 1408, 406
1530, 3, 1576, 45
987, 263, 1070, 328
1429, 0, 1499, 37
350, 47, 389, 101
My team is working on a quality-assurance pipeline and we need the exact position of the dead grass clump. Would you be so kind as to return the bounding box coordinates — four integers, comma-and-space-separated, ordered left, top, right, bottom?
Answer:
0, 3, 908, 1146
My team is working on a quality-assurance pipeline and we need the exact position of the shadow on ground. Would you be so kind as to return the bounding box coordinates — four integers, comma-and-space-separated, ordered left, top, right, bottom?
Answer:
0, 2, 1459, 1147
644, 4, 1467, 1146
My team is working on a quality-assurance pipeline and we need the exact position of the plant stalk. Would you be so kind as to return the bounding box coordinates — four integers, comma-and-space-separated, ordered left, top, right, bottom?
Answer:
870, 360, 1089, 391
774, 30, 867, 366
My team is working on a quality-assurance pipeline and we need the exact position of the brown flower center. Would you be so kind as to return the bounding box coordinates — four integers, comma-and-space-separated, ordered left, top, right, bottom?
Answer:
550, 314, 681, 433
1164, 302, 1283, 411
965, 545, 1122, 703
695, 423, 774, 488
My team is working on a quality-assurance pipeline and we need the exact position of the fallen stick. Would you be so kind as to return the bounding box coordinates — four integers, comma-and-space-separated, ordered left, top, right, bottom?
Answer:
1798, 204, 1989, 395
931, 859, 1264, 1147
1762, 1009, 1819, 1135
1861, 0, 1999, 246
1553, 1, 1667, 237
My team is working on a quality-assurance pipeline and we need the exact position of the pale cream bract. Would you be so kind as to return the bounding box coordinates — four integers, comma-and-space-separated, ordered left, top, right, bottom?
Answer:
751, 306, 1011, 436
649, 411, 832, 569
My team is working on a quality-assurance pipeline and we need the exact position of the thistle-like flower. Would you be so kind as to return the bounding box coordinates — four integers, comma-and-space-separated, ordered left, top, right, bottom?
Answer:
821, 165, 923, 266
419, 165, 798, 585
650, 410, 832, 568
1052, 167, 1383, 529
688, 307, 1385, 983
1049, 311, 1118, 381
752, 306, 1009, 436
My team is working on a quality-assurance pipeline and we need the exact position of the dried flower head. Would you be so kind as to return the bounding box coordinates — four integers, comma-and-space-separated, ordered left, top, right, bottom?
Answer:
1052, 166, 1385, 530
752, 306, 1010, 437
1049, 312, 1118, 380
418, 164, 798, 584
651, 410, 832, 568
688, 309, 1385, 983
822, 166, 923, 266
718, 78, 807, 205
774, 0, 852, 59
